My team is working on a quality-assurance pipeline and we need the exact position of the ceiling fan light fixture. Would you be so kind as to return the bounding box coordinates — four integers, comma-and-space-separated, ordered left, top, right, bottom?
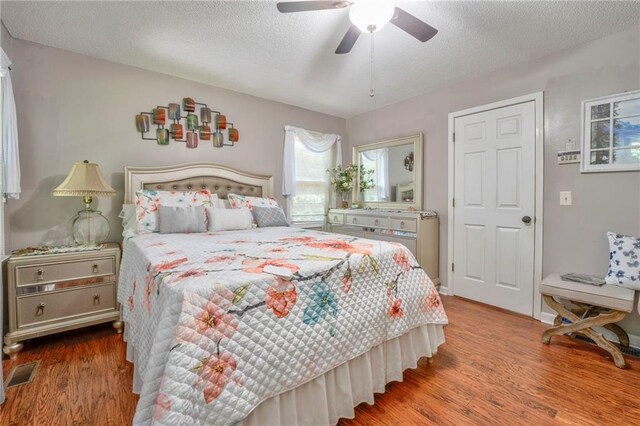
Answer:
349, 1, 395, 33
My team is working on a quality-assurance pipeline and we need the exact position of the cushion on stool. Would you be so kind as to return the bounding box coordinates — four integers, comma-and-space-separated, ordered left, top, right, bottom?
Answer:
541, 273, 634, 313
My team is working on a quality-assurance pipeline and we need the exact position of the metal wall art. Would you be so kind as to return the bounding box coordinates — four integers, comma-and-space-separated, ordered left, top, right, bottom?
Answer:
135, 97, 239, 148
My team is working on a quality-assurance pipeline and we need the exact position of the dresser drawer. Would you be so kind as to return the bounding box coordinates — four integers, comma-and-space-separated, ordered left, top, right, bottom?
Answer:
346, 214, 388, 229
328, 213, 344, 224
330, 225, 366, 238
16, 283, 116, 328
15, 257, 115, 287
390, 217, 417, 232
373, 233, 417, 257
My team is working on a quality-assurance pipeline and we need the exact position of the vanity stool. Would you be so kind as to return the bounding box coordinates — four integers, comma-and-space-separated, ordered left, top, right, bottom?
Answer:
540, 273, 634, 368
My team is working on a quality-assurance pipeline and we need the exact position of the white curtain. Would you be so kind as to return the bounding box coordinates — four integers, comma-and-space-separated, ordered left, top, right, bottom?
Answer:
282, 125, 342, 197
1, 48, 20, 200
363, 148, 389, 201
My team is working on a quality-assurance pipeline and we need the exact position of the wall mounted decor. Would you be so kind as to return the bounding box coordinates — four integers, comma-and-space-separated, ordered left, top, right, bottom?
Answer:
135, 97, 239, 148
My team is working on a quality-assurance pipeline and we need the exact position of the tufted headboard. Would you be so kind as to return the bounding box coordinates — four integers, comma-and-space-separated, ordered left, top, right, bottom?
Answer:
124, 163, 274, 204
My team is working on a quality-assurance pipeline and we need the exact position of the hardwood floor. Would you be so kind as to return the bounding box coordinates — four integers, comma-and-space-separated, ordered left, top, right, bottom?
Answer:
2, 296, 639, 425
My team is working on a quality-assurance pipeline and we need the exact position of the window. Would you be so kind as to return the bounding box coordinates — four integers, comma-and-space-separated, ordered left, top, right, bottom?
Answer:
582, 90, 640, 172
290, 136, 335, 225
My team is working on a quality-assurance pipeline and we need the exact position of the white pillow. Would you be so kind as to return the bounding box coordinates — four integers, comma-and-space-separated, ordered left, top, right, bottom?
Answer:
210, 193, 226, 209
207, 207, 253, 232
119, 204, 138, 239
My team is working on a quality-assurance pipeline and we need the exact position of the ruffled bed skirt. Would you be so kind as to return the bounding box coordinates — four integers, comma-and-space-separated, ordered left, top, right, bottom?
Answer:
126, 323, 445, 425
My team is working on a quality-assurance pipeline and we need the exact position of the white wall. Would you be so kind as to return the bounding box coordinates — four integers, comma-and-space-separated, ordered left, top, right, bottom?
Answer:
3, 37, 347, 250
347, 25, 640, 333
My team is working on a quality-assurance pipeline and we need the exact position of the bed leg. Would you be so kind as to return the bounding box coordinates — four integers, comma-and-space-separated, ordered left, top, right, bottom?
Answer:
112, 320, 124, 334
427, 356, 434, 366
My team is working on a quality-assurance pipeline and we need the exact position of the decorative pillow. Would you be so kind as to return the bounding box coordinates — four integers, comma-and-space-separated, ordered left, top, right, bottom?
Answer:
135, 189, 212, 233
210, 193, 226, 209
606, 232, 640, 289
227, 193, 279, 210
251, 206, 289, 228
207, 207, 253, 232
158, 205, 207, 234
119, 204, 138, 239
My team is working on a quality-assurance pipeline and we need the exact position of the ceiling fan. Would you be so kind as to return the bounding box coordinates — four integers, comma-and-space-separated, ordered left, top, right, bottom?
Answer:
276, 1, 438, 54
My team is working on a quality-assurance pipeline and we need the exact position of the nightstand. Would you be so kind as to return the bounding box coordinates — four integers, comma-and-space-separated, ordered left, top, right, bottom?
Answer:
3, 243, 122, 359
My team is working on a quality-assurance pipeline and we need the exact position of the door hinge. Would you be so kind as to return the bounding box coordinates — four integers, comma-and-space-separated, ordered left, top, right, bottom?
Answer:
451, 263, 455, 272
452, 198, 455, 208
452, 132, 456, 143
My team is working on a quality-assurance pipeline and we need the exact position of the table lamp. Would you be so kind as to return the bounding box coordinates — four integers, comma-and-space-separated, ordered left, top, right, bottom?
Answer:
53, 160, 116, 246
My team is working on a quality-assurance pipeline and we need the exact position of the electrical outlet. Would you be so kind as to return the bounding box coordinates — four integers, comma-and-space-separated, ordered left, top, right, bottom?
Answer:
560, 191, 572, 206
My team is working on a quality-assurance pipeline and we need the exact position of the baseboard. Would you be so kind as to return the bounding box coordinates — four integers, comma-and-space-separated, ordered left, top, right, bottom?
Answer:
540, 312, 556, 325
539, 311, 640, 349
595, 328, 640, 349
438, 286, 449, 296
628, 333, 640, 349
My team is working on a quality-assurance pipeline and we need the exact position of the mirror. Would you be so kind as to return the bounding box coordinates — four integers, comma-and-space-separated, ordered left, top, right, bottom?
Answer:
353, 133, 422, 210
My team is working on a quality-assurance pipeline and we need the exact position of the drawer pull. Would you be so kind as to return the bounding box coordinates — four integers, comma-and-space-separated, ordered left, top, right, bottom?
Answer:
36, 269, 44, 281
374, 219, 379, 225
400, 221, 405, 228
36, 302, 45, 316
93, 294, 100, 304
352, 218, 357, 223
92, 264, 99, 274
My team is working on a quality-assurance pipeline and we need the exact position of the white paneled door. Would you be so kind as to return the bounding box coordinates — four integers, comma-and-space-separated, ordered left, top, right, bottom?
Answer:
453, 101, 536, 315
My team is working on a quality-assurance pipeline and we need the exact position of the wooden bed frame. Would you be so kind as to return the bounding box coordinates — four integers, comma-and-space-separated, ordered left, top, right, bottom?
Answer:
124, 162, 274, 204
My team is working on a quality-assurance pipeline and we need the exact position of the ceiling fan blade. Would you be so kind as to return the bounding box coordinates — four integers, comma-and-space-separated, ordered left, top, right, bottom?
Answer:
277, 1, 350, 13
335, 24, 360, 54
390, 7, 438, 42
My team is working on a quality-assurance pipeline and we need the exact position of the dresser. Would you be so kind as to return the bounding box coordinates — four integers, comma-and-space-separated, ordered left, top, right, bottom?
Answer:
327, 209, 439, 286
3, 244, 122, 359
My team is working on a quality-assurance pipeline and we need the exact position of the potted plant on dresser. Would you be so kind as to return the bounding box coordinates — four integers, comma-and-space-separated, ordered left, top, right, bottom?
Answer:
327, 164, 374, 208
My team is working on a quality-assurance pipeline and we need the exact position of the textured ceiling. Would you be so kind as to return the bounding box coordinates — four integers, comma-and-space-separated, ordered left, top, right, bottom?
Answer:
2, 1, 640, 118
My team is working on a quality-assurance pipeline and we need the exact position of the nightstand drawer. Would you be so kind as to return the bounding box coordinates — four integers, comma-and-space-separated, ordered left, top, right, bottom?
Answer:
15, 257, 115, 287
390, 218, 417, 232
16, 283, 116, 328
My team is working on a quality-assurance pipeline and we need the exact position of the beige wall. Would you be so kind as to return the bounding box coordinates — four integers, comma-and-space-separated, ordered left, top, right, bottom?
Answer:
4, 37, 347, 250
4, 23, 640, 334
1, 23, 12, 56
347, 26, 640, 332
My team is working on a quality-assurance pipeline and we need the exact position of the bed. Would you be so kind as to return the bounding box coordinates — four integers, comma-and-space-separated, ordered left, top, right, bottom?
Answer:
118, 162, 447, 425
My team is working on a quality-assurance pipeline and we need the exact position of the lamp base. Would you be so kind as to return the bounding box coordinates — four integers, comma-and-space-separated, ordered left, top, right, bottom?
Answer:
72, 208, 110, 246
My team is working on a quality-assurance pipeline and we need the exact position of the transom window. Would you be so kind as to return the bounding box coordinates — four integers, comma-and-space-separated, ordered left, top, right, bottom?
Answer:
582, 90, 640, 172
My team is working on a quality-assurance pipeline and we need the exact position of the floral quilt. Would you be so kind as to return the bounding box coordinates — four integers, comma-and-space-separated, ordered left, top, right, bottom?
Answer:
117, 227, 447, 425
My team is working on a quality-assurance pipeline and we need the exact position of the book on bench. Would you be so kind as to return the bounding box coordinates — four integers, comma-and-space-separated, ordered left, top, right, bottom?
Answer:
560, 273, 606, 286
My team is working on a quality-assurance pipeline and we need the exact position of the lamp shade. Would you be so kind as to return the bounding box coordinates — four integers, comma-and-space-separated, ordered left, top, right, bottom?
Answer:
53, 161, 116, 197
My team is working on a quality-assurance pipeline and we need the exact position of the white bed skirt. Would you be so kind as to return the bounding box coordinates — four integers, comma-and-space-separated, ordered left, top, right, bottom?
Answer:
126, 323, 445, 425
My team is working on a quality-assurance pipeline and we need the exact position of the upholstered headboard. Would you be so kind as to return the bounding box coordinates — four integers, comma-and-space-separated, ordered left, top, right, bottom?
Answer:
124, 163, 274, 204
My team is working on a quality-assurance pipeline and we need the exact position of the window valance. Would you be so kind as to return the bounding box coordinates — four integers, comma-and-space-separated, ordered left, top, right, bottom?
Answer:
282, 125, 342, 196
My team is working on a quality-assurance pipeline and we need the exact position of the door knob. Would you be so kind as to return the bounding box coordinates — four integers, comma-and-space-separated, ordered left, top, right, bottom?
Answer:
522, 216, 532, 224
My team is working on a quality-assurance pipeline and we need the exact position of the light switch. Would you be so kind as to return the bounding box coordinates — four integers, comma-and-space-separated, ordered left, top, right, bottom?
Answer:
560, 191, 572, 206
